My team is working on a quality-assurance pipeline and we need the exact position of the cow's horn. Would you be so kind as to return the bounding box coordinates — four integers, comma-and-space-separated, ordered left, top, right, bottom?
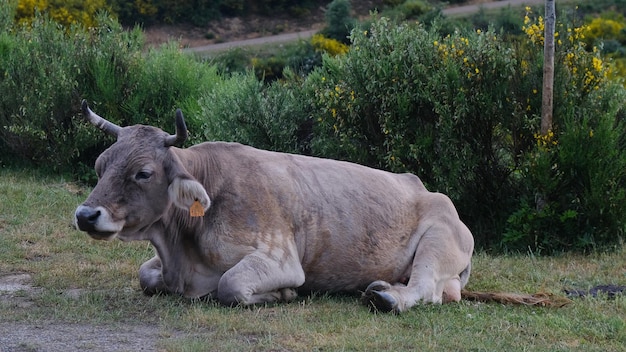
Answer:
81, 99, 122, 137
164, 109, 188, 147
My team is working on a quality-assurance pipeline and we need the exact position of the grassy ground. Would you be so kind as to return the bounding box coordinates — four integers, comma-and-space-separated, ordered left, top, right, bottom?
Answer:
1, 168, 625, 351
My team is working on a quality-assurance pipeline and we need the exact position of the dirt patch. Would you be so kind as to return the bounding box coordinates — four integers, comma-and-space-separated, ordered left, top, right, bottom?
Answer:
0, 274, 174, 352
0, 273, 40, 309
0, 321, 165, 352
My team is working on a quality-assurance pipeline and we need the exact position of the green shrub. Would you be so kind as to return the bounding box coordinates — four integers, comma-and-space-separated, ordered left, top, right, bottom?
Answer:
503, 12, 626, 252
197, 69, 311, 154
299, 14, 626, 251
306, 19, 526, 246
321, 0, 355, 44
211, 40, 322, 81
107, 0, 222, 26
0, 8, 223, 178
397, 0, 431, 20
0, 11, 124, 170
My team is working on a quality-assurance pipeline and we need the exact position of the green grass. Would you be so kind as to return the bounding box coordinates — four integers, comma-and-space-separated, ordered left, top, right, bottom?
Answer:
1, 168, 625, 351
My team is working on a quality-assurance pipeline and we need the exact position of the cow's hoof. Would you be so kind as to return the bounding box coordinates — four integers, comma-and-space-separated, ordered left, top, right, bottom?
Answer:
364, 290, 398, 313
361, 281, 398, 313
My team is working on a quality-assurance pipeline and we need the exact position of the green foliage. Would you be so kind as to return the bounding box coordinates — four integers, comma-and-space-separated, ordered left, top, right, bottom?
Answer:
105, 0, 327, 27
197, 69, 311, 154
211, 39, 322, 81
299, 14, 626, 251
306, 19, 524, 246
321, 0, 355, 44
0, 9, 222, 178
0, 11, 130, 171
503, 12, 626, 252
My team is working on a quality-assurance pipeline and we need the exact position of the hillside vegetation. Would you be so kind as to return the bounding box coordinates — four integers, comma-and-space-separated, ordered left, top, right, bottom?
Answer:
1, 0, 626, 252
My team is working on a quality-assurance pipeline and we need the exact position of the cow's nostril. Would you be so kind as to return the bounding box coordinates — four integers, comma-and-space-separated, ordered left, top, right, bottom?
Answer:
87, 210, 101, 224
76, 207, 101, 231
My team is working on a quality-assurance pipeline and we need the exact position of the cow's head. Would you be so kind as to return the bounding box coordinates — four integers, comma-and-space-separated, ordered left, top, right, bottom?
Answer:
74, 100, 210, 241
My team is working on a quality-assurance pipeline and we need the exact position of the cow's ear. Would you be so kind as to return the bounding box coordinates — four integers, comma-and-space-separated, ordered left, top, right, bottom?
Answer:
168, 177, 211, 213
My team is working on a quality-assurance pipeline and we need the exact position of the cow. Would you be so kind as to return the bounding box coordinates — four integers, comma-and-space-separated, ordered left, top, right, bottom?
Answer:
74, 100, 474, 313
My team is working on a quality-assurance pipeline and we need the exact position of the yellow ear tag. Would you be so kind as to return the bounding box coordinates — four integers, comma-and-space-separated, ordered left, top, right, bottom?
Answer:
189, 200, 205, 217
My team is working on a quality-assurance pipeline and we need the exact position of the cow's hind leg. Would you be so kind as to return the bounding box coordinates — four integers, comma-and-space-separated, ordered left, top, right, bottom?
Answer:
217, 249, 305, 306
362, 226, 472, 313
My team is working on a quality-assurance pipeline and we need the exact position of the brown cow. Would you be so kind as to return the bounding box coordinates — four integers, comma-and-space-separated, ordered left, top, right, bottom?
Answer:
74, 100, 474, 313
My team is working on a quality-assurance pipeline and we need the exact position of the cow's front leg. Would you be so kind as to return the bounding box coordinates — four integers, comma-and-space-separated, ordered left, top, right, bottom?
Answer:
139, 255, 169, 295
216, 249, 305, 306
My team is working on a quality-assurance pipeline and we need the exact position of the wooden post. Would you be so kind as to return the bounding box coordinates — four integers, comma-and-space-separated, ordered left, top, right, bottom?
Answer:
541, 0, 556, 135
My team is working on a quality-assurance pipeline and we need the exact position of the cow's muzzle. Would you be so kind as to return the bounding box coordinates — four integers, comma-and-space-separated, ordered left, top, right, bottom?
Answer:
74, 205, 123, 240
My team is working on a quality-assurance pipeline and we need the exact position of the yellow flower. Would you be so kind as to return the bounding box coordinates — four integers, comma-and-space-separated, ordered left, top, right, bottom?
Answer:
592, 57, 603, 72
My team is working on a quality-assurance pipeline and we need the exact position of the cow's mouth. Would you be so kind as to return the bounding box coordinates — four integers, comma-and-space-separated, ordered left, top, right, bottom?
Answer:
86, 231, 118, 241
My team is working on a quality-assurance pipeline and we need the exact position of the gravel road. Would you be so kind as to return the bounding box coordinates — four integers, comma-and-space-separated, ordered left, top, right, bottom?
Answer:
184, 0, 545, 54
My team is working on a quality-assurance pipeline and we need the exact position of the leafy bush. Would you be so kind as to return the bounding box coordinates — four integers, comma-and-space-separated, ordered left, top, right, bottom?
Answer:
503, 11, 626, 252
106, 0, 222, 26
212, 40, 322, 81
305, 19, 526, 246
0, 7, 222, 178
321, 0, 355, 44
0, 11, 134, 171
299, 13, 626, 251
197, 69, 311, 154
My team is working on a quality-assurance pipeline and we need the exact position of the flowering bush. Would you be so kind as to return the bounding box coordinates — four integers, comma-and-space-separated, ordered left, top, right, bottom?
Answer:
306, 18, 526, 246
503, 8, 626, 251
301, 13, 626, 251
16, 0, 107, 28
311, 34, 349, 56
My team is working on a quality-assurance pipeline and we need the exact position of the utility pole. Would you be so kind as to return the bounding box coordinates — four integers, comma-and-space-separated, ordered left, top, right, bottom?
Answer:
541, 0, 556, 135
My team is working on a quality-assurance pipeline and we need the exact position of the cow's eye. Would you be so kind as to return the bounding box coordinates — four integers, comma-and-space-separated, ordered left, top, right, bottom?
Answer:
135, 171, 152, 181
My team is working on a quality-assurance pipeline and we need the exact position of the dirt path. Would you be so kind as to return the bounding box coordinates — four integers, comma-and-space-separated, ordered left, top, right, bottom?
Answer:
0, 274, 187, 352
0, 321, 163, 352
184, 0, 545, 54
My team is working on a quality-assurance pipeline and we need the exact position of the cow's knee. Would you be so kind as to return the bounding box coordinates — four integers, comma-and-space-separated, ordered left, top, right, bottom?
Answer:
139, 256, 167, 295
216, 273, 250, 306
